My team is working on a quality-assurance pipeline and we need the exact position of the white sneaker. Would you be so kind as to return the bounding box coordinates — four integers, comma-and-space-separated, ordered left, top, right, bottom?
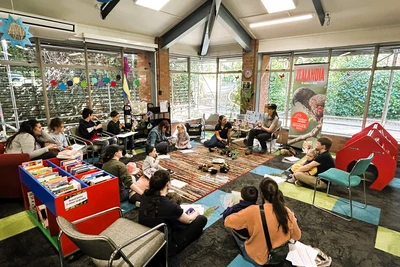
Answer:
125, 153, 133, 158
130, 150, 137, 155
200, 139, 208, 144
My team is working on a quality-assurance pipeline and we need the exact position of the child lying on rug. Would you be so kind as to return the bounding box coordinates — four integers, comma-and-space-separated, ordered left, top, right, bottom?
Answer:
143, 145, 174, 178
222, 186, 258, 239
287, 149, 318, 183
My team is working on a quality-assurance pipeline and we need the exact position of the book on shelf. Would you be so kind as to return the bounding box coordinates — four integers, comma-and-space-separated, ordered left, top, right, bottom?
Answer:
89, 175, 112, 185
29, 167, 53, 176
22, 159, 44, 170
36, 204, 49, 229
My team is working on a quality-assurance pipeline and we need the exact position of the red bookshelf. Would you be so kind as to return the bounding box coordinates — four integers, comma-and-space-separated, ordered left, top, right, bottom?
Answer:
19, 159, 120, 256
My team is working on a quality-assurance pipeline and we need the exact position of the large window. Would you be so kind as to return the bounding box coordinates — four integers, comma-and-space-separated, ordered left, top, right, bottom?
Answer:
0, 39, 153, 138
266, 46, 400, 140
169, 56, 242, 121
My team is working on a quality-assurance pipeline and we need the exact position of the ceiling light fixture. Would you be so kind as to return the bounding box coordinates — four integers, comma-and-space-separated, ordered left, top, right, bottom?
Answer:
249, 14, 313, 28
261, 0, 296, 13
135, 0, 169, 11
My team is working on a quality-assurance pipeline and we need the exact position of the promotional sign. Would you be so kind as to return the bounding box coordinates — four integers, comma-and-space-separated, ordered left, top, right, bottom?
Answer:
288, 63, 329, 148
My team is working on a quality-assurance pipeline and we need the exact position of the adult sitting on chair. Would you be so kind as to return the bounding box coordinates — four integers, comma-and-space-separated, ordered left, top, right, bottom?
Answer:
146, 120, 173, 154
5, 119, 58, 160
293, 137, 335, 189
245, 104, 279, 155
203, 115, 232, 152
107, 110, 135, 157
78, 108, 116, 158
139, 170, 207, 256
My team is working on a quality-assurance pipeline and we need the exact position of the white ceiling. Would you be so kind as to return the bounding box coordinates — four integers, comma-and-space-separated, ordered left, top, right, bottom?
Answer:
0, 0, 400, 48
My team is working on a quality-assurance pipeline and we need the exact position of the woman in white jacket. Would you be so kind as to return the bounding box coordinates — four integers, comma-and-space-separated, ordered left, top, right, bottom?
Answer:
5, 119, 58, 160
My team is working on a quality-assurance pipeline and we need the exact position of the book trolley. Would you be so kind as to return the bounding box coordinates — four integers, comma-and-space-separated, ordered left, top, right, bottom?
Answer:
19, 158, 120, 257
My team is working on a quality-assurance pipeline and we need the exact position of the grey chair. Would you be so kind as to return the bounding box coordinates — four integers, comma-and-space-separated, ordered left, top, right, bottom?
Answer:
265, 120, 282, 153
254, 120, 282, 153
56, 207, 168, 267
67, 126, 101, 161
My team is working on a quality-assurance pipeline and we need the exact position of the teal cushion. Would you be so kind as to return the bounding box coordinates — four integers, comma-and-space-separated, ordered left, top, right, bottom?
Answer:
319, 168, 361, 187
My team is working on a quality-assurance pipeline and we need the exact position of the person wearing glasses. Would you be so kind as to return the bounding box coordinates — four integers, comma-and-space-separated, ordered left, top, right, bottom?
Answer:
245, 104, 279, 155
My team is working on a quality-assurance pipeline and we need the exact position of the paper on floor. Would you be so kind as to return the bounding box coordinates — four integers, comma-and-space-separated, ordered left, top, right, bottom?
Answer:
287, 241, 318, 267
170, 179, 187, 188
264, 174, 286, 184
180, 204, 204, 215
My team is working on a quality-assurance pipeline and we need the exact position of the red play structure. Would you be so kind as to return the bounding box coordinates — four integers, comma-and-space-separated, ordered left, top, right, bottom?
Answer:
335, 123, 398, 190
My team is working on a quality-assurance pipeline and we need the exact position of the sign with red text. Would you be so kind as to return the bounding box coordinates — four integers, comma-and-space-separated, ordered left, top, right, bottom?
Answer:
288, 63, 329, 148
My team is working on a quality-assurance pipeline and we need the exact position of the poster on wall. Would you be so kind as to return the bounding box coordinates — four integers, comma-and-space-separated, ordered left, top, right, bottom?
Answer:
288, 63, 329, 148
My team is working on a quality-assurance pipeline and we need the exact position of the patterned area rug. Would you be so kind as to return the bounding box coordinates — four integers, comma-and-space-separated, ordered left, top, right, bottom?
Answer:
136, 143, 275, 202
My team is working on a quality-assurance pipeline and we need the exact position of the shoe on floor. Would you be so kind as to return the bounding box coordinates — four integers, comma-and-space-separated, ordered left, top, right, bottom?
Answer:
124, 153, 133, 158
209, 148, 215, 152
287, 177, 296, 184
257, 149, 268, 154
130, 150, 137, 155
314, 248, 332, 266
295, 180, 304, 187
245, 149, 253, 155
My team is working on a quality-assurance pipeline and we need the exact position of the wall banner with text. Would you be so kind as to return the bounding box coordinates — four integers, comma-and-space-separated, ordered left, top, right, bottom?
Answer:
288, 63, 329, 149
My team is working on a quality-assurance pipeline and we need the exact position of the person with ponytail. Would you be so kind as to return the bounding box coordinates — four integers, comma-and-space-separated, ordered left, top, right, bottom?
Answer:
245, 103, 279, 155
203, 115, 232, 152
225, 177, 301, 266
5, 119, 58, 160
101, 145, 145, 203
139, 170, 207, 255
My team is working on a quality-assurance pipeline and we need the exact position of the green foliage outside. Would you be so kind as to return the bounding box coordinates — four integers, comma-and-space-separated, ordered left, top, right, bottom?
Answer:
268, 53, 400, 120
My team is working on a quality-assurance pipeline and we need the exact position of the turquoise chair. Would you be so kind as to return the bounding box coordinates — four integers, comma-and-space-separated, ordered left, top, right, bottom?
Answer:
312, 153, 374, 221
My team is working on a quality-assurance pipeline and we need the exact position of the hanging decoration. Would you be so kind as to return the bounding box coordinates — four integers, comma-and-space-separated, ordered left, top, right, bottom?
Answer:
135, 79, 140, 86
279, 73, 285, 78
91, 77, 98, 84
80, 81, 87, 87
103, 77, 111, 84
59, 83, 67, 91
116, 74, 121, 81
66, 80, 73, 87
0, 14, 33, 47
97, 80, 105, 87
73, 77, 80, 84
122, 57, 132, 102
110, 81, 117, 87
50, 80, 57, 87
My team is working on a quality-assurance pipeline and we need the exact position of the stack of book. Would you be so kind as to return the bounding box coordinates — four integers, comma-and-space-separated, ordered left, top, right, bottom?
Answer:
22, 160, 80, 196
80, 171, 112, 186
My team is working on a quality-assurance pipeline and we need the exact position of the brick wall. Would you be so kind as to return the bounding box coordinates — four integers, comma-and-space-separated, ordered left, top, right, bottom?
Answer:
259, 55, 270, 112
155, 37, 171, 107
241, 39, 259, 113
137, 52, 152, 101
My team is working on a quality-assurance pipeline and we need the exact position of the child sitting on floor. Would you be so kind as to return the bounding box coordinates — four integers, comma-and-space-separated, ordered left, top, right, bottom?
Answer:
142, 145, 174, 178
222, 186, 258, 239
166, 191, 183, 205
174, 123, 192, 150
287, 148, 318, 183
